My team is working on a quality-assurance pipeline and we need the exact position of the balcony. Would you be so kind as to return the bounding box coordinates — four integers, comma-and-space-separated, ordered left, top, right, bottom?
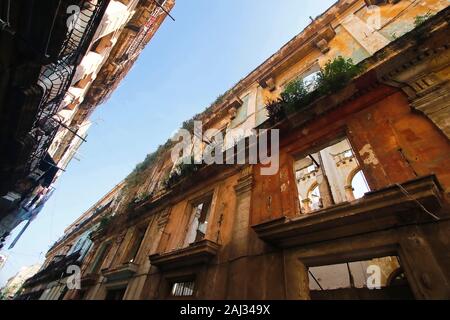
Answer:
149, 240, 220, 271
101, 262, 138, 282
252, 175, 446, 248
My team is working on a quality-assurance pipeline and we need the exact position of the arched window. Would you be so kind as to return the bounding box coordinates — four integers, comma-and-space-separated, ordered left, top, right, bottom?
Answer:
351, 170, 370, 199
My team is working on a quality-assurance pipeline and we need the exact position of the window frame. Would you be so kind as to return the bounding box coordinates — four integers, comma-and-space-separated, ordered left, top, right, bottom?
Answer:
183, 193, 214, 247
292, 132, 370, 213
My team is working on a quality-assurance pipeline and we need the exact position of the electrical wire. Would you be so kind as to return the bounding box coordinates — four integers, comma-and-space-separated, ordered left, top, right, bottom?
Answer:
395, 183, 440, 220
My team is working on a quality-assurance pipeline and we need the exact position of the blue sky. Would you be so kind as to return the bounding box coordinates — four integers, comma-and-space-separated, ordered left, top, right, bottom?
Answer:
0, 0, 336, 285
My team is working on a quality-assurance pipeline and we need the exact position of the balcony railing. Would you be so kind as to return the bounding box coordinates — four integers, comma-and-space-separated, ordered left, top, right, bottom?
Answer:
27, 0, 109, 173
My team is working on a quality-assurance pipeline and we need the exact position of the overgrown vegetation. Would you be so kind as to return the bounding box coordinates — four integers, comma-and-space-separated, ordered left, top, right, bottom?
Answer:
414, 12, 433, 28
118, 77, 241, 211
99, 215, 112, 230
162, 156, 202, 189
125, 139, 173, 188
266, 56, 363, 123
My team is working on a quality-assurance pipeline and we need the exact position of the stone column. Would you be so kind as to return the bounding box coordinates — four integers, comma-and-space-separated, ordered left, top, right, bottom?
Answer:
399, 227, 450, 299
301, 198, 312, 214
227, 166, 253, 299
317, 152, 335, 208
283, 249, 310, 300
344, 185, 355, 201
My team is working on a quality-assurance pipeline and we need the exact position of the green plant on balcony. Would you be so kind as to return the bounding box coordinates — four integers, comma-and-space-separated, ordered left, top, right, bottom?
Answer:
98, 215, 112, 230
265, 56, 363, 123
414, 12, 433, 28
132, 190, 154, 205
163, 156, 202, 189
316, 56, 362, 95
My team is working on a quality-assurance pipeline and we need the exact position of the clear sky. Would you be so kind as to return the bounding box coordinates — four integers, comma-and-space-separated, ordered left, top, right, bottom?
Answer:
0, 0, 336, 285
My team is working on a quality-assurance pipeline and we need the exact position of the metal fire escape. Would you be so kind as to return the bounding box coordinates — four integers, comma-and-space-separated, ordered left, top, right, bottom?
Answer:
27, 0, 110, 173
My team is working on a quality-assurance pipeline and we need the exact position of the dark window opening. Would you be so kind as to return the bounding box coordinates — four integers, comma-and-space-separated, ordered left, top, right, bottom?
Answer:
105, 287, 126, 301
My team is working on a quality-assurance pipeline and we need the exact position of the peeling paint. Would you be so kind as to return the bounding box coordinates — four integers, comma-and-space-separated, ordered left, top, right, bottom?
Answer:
359, 144, 380, 166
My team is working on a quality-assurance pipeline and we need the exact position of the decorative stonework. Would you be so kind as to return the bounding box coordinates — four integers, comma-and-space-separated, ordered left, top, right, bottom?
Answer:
253, 175, 445, 248
149, 240, 220, 271
101, 262, 138, 282
380, 37, 450, 139
234, 167, 254, 195
157, 208, 171, 231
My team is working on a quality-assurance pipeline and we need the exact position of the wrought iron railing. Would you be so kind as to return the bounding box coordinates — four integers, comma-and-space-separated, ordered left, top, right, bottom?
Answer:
123, 3, 164, 61
27, 0, 109, 173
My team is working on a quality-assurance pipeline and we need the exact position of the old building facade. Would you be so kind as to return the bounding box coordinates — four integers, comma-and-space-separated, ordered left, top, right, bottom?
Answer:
20, 0, 450, 300
0, 0, 175, 248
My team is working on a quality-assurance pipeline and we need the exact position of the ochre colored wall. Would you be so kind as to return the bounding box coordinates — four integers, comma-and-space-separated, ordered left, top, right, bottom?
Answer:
251, 86, 450, 226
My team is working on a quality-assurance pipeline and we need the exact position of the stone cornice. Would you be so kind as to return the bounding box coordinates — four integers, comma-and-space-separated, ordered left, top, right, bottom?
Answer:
252, 175, 447, 248
101, 262, 139, 282
149, 240, 220, 271
198, 0, 361, 127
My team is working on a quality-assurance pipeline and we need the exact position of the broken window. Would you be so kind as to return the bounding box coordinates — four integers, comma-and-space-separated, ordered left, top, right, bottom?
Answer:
184, 195, 213, 247
171, 281, 195, 297
294, 136, 370, 214
283, 62, 321, 93
308, 255, 414, 300
351, 170, 370, 199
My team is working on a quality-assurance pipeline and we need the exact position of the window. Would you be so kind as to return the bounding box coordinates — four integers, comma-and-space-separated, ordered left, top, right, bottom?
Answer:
171, 281, 195, 297
229, 94, 250, 128
90, 241, 111, 274
294, 136, 370, 214
308, 255, 414, 300
351, 170, 370, 199
123, 227, 146, 263
184, 195, 213, 247
283, 63, 321, 93
308, 184, 322, 211
105, 287, 126, 300
302, 70, 320, 93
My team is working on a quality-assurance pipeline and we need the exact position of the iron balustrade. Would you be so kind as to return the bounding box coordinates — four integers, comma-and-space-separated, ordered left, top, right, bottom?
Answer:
27, 0, 109, 174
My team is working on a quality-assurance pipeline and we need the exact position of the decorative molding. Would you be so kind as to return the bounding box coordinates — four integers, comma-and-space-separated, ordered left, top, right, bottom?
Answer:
149, 240, 220, 271
252, 175, 446, 248
80, 273, 100, 287
101, 262, 138, 282
234, 167, 254, 195
312, 25, 336, 54
258, 76, 276, 91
